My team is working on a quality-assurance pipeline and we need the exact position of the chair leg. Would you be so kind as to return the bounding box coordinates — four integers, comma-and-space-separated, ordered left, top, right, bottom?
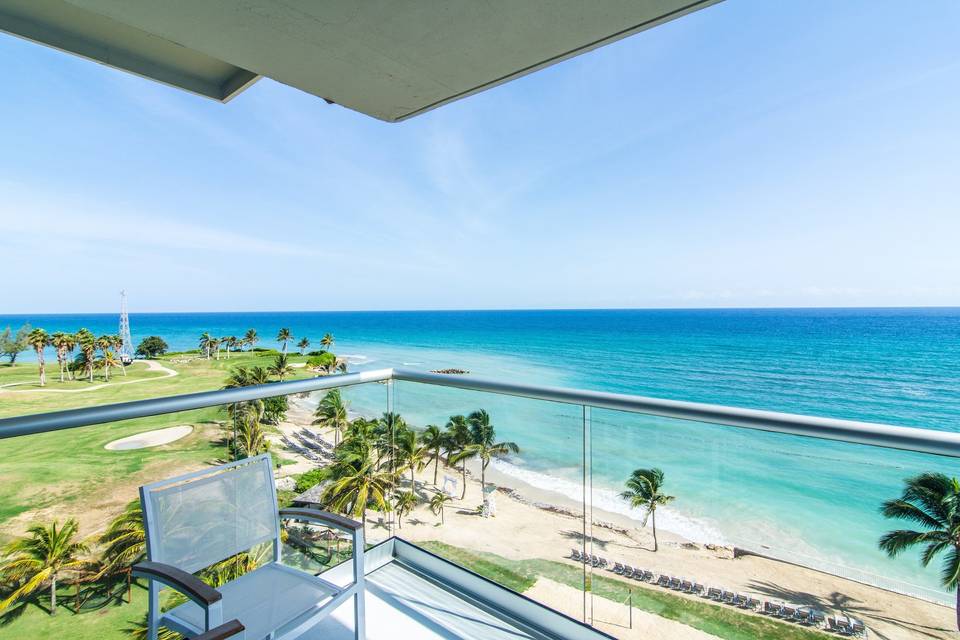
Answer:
354, 589, 366, 640
147, 582, 160, 640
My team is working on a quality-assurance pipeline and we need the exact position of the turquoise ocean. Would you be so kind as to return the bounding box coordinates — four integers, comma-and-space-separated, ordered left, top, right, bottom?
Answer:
4, 308, 959, 598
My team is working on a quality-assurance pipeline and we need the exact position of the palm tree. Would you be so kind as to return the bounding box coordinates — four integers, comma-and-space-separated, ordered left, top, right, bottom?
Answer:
430, 492, 453, 525
297, 337, 310, 355
277, 328, 292, 354
620, 468, 675, 552
96, 335, 114, 380
198, 332, 214, 359
268, 353, 294, 381
26, 328, 49, 386
444, 415, 472, 499
375, 412, 407, 470
100, 349, 121, 382
0, 519, 89, 615
211, 337, 222, 361
322, 458, 394, 539
75, 329, 96, 383
222, 367, 267, 458
452, 411, 519, 502
393, 491, 418, 529
313, 389, 349, 446
98, 500, 144, 575
62, 332, 77, 380
243, 328, 258, 351
880, 472, 960, 629
421, 425, 445, 485
49, 332, 71, 383
320, 333, 335, 351
394, 428, 427, 490
110, 335, 127, 376
224, 336, 237, 359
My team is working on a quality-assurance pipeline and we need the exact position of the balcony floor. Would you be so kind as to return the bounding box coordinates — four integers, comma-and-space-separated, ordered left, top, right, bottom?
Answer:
303, 561, 548, 640
296, 537, 609, 640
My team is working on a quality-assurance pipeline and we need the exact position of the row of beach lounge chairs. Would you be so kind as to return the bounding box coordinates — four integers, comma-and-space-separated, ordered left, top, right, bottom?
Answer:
280, 429, 337, 463
568, 549, 867, 637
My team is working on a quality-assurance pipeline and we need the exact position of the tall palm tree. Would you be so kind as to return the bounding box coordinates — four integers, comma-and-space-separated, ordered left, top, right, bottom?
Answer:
393, 491, 418, 529
277, 328, 292, 354
98, 500, 144, 575
268, 354, 294, 382
880, 472, 960, 629
452, 411, 519, 501
26, 328, 49, 387
224, 336, 237, 359
420, 425, 445, 485
62, 333, 77, 380
320, 333, 335, 351
620, 468, 675, 552
375, 412, 407, 470
110, 335, 127, 376
394, 428, 427, 490
49, 332, 70, 383
297, 337, 310, 355
313, 389, 349, 446
75, 329, 96, 383
444, 415, 472, 499
322, 458, 394, 539
211, 337, 222, 361
198, 332, 214, 359
243, 329, 258, 351
430, 491, 453, 525
96, 335, 114, 381
0, 519, 89, 615
222, 367, 267, 459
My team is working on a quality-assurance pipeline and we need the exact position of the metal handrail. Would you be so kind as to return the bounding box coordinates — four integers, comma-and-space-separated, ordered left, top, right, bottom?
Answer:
2, 366, 959, 459
0, 368, 393, 439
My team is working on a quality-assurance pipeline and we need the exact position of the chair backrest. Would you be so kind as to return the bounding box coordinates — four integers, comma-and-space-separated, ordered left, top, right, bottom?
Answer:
140, 454, 279, 574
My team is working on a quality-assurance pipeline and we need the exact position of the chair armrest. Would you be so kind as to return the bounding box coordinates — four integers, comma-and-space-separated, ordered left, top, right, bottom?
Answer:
192, 620, 245, 640
133, 561, 222, 606
279, 507, 362, 533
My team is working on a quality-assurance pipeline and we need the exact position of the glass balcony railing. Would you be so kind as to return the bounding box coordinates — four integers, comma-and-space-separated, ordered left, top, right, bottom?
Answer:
1, 368, 958, 640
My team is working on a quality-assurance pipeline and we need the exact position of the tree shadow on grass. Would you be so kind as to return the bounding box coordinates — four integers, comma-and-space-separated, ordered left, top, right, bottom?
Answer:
747, 579, 952, 640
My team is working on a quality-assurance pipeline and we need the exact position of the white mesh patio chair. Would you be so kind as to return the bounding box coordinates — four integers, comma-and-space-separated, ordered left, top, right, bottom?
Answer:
133, 454, 365, 640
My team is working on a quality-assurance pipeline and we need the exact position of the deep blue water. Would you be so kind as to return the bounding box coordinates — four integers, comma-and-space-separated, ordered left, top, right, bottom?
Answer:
3, 308, 959, 595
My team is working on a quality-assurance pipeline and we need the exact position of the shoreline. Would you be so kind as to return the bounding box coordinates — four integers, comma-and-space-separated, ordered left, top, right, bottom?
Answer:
273, 395, 954, 639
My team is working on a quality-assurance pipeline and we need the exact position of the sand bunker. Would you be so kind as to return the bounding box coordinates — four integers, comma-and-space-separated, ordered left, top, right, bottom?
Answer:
105, 425, 193, 451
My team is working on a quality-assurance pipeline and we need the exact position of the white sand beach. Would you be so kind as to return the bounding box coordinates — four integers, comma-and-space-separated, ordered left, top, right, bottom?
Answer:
273, 397, 956, 640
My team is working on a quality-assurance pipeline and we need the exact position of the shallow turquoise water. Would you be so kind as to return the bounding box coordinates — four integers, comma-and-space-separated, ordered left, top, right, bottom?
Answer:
5, 308, 959, 595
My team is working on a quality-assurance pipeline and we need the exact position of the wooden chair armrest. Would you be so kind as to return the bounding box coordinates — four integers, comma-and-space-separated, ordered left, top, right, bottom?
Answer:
133, 561, 222, 606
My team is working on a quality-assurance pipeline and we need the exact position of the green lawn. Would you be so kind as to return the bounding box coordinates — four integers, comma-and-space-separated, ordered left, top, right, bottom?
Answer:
0, 351, 320, 541
420, 541, 828, 640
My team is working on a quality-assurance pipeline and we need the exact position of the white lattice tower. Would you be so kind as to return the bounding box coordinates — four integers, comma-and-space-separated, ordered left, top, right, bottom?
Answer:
119, 290, 133, 359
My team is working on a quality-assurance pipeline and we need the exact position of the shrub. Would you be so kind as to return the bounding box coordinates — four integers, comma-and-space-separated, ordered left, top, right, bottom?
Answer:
135, 336, 169, 358
306, 352, 336, 369
294, 468, 330, 494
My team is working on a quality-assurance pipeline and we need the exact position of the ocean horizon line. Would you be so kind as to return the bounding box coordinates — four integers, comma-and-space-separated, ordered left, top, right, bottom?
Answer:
3, 305, 960, 317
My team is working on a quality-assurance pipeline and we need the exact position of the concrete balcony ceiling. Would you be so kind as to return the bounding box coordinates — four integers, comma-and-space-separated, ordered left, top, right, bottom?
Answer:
0, 0, 720, 122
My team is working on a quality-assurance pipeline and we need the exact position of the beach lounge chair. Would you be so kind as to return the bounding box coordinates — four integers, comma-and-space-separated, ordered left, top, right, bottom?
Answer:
781, 604, 797, 619
612, 562, 623, 574
691, 583, 705, 596
808, 609, 826, 626
744, 597, 761, 611
680, 579, 693, 592
707, 587, 723, 601
733, 594, 748, 608
850, 618, 866, 637
721, 590, 735, 605
639, 570, 653, 582
133, 454, 366, 640
669, 577, 682, 590
622, 566, 635, 579
570, 549, 582, 561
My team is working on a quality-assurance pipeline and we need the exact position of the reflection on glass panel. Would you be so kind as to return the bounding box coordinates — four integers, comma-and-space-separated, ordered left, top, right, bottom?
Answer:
585, 407, 957, 640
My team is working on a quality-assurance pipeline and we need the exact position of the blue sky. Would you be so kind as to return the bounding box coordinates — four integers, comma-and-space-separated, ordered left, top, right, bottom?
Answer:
1, 1, 958, 313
